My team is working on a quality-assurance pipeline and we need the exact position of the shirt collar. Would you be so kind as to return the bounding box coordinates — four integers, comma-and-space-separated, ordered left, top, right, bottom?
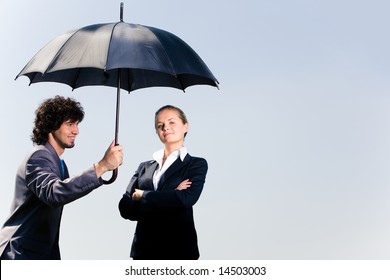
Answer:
153, 146, 188, 163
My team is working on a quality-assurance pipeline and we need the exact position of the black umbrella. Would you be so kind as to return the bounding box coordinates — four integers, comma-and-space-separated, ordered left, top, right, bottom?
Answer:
16, 3, 219, 184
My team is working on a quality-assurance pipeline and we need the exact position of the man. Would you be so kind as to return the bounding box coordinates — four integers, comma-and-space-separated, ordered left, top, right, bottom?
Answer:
0, 95, 123, 259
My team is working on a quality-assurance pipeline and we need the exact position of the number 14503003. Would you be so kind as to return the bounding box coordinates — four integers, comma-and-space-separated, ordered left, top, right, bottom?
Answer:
218, 266, 266, 276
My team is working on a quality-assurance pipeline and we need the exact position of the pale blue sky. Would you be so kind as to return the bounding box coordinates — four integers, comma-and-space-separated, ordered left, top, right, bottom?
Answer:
1, 0, 390, 259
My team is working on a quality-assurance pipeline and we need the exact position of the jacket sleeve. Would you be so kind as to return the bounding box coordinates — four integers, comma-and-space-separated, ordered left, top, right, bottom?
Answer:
118, 163, 142, 221
139, 157, 208, 211
26, 149, 102, 208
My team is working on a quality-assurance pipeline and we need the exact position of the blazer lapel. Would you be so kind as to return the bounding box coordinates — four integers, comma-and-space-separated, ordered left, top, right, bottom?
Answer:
143, 161, 159, 190
44, 142, 63, 179
157, 154, 191, 190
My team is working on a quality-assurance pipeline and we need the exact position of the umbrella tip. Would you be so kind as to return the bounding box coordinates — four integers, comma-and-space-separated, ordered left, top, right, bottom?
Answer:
120, 2, 124, 22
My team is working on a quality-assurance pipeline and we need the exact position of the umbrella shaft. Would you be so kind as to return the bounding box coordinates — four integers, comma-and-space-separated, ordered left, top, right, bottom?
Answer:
115, 71, 121, 145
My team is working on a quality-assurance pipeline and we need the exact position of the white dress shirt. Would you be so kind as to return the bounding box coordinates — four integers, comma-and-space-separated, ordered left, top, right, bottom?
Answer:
152, 147, 188, 190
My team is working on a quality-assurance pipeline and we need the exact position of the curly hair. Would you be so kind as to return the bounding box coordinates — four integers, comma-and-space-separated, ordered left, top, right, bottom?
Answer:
31, 95, 84, 145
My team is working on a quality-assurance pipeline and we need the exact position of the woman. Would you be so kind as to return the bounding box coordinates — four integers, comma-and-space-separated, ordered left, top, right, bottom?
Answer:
119, 105, 208, 260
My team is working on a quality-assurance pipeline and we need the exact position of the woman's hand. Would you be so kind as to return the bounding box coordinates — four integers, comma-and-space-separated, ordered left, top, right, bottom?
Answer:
132, 189, 144, 201
176, 179, 192, 190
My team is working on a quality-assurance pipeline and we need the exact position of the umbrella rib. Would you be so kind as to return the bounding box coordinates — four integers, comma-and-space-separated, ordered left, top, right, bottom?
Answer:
71, 68, 83, 90
145, 27, 185, 91
105, 22, 121, 72
43, 30, 79, 76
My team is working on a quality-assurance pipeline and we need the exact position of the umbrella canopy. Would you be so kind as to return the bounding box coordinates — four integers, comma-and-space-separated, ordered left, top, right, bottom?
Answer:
16, 20, 218, 92
15, 3, 218, 184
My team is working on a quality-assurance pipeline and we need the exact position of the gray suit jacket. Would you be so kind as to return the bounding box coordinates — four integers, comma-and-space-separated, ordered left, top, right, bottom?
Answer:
0, 142, 103, 259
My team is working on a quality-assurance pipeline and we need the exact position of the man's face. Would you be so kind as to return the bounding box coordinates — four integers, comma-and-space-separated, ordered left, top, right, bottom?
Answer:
51, 120, 80, 150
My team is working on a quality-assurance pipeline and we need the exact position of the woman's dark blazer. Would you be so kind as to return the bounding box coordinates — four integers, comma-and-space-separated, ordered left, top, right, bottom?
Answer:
118, 153, 208, 260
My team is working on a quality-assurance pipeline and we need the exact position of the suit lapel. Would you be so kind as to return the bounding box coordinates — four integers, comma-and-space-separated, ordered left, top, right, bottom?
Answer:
44, 142, 63, 179
43, 142, 70, 180
157, 154, 191, 190
143, 161, 159, 190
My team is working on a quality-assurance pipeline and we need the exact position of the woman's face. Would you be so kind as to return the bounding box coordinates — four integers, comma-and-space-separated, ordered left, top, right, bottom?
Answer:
156, 109, 188, 146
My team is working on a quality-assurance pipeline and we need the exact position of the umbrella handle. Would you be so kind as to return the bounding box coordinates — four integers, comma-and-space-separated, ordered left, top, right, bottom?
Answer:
103, 168, 118, 185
